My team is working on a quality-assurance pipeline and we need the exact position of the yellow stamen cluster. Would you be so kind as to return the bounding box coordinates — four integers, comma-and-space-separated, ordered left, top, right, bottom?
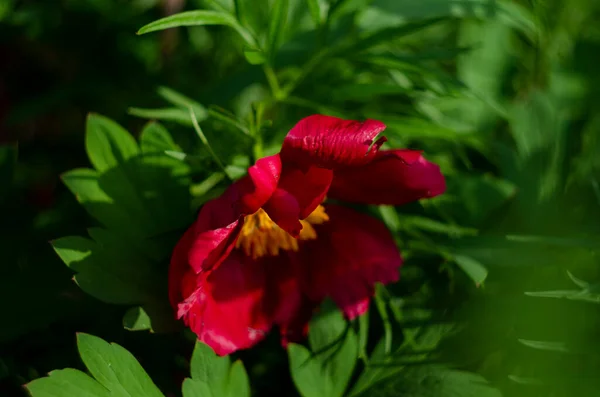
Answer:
235, 205, 329, 259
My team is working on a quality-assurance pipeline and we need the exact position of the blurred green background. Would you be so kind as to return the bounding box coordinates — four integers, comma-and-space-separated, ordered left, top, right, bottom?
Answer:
2, 0, 600, 396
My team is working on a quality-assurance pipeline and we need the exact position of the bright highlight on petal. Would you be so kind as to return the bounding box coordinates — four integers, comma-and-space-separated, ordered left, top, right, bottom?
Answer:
235, 205, 329, 259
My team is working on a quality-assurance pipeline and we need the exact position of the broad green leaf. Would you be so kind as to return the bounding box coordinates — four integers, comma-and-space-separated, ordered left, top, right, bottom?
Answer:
137, 10, 255, 46
128, 107, 193, 126
52, 236, 154, 304
122, 306, 152, 331
139, 121, 180, 153
26, 368, 111, 397
190, 341, 231, 395
452, 254, 488, 285
61, 168, 147, 237
268, 0, 289, 57
288, 344, 329, 397
182, 378, 214, 397
289, 307, 358, 397
226, 360, 251, 397
85, 113, 139, 172
77, 333, 164, 397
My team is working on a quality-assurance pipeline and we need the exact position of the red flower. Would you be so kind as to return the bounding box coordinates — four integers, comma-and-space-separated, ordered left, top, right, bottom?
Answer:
169, 115, 445, 355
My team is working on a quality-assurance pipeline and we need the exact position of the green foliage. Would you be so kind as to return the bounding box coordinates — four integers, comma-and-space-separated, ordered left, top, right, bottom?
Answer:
6, 0, 600, 395
26, 334, 164, 397
288, 305, 358, 397
182, 341, 251, 397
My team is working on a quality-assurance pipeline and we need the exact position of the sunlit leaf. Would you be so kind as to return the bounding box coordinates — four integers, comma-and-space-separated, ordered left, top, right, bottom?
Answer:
137, 10, 255, 45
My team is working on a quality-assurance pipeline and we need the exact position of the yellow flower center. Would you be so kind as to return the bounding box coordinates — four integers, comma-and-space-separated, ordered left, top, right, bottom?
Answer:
235, 205, 329, 259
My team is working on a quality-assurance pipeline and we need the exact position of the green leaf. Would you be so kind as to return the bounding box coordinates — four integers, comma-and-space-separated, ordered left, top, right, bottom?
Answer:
267, 0, 289, 58
288, 344, 328, 397
27, 335, 165, 397
452, 254, 488, 286
190, 341, 231, 395
379, 206, 401, 233
518, 339, 570, 353
122, 306, 152, 331
128, 107, 193, 126
157, 86, 208, 121
139, 121, 180, 153
243, 47, 267, 65
440, 173, 517, 226
306, 0, 321, 26
137, 10, 255, 45
226, 360, 251, 397
85, 113, 139, 172
289, 307, 358, 397
26, 368, 111, 397
351, 365, 502, 397
207, 106, 251, 135
364, 0, 537, 37
61, 168, 143, 237
51, 236, 154, 304
182, 378, 214, 397
77, 333, 164, 397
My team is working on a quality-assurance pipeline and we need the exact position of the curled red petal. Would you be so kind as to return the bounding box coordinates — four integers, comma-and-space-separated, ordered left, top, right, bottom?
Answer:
262, 188, 303, 237
187, 154, 282, 273
281, 115, 387, 170
278, 165, 333, 220
300, 205, 402, 319
328, 149, 446, 206
177, 251, 271, 356
234, 154, 282, 214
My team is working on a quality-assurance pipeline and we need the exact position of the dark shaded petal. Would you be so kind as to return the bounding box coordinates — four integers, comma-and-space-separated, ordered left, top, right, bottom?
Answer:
328, 149, 446, 205
299, 205, 402, 319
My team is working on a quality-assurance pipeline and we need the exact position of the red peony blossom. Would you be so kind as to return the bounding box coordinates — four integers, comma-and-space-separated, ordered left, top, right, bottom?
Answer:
169, 115, 445, 355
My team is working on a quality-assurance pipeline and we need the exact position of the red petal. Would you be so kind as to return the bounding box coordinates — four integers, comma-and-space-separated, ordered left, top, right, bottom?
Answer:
234, 154, 282, 214
278, 165, 333, 219
281, 115, 387, 170
262, 188, 303, 237
188, 199, 244, 273
168, 226, 197, 308
263, 253, 317, 345
328, 149, 446, 205
300, 205, 402, 319
187, 154, 282, 273
178, 251, 271, 356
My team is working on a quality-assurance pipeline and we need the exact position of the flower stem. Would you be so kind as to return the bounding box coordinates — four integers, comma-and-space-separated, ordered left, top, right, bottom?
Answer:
188, 107, 232, 181
263, 64, 283, 100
